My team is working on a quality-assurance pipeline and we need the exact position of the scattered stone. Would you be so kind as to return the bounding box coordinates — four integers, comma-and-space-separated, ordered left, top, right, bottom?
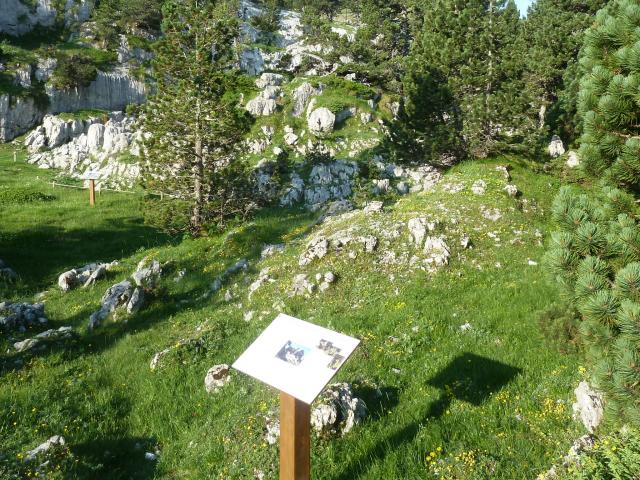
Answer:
364, 201, 384, 214
0, 302, 47, 332
25, 436, 65, 462
292, 82, 320, 117
88, 280, 133, 330
291, 274, 316, 296
132, 258, 161, 289
244, 310, 255, 322
204, 364, 231, 393
299, 237, 329, 266
460, 322, 472, 332
372, 178, 390, 194
408, 218, 438, 247
572, 381, 604, 433
460, 234, 471, 249
567, 150, 580, 168
261, 244, 285, 258
224, 290, 234, 302
248, 268, 273, 299
528, 260, 538, 266
324, 272, 336, 283
57, 261, 118, 292
548, 135, 565, 158
481, 207, 502, 222
504, 184, 519, 197
311, 383, 367, 436
144, 452, 158, 461
495, 165, 511, 181
255, 73, 284, 89
264, 411, 280, 445
126, 287, 145, 314
424, 237, 450, 266
13, 326, 74, 352
471, 180, 487, 195
308, 107, 335, 135
396, 181, 410, 195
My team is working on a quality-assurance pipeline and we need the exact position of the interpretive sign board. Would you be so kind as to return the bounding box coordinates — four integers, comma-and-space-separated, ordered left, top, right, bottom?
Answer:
233, 313, 360, 404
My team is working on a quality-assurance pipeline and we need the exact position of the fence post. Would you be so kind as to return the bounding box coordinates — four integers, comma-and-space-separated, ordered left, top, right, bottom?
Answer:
89, 179, 96, 207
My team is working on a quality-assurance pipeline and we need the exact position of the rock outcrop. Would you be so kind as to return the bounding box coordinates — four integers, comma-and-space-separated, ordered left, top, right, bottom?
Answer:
572, 381, 604, 433
308, 107, 335, 135
0, 0, 94, 37
57, 261, 118, 291
0, 302, 48, 332
25, 112, 142, 189
548, 135, 565, 158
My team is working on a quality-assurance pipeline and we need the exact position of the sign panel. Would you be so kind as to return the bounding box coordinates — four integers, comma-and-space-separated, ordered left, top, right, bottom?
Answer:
81, 170, 100, 180
233, 314, 360, 404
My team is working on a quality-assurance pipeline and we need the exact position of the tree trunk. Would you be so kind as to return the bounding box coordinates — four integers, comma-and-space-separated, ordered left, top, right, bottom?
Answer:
192, 134, 204, 231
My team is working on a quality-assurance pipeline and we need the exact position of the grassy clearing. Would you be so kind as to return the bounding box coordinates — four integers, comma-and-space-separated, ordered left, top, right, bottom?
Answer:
0, 143, 584, 479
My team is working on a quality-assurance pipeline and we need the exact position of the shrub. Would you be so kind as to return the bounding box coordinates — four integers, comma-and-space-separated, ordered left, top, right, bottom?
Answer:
50, 54, 98, 90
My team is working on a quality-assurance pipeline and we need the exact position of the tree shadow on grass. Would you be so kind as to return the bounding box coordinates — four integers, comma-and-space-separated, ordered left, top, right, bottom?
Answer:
71, 436, 158, 480
333, 353, 521, 480
1, 220, 172, 297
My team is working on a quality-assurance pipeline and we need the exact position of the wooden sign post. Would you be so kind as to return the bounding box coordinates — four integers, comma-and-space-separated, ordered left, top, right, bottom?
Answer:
280, 392, 310, 480
233, 314, 360, 480
89, 179, 96, 207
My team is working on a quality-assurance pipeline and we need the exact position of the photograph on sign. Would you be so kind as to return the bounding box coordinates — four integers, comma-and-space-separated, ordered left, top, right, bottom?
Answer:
232, 314, 360, 404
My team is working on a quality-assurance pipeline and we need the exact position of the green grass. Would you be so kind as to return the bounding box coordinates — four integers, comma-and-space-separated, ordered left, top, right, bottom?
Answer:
0, 143, 585, 479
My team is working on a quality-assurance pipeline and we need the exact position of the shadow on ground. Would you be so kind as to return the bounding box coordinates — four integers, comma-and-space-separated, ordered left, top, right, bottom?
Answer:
333, 353, 522, 480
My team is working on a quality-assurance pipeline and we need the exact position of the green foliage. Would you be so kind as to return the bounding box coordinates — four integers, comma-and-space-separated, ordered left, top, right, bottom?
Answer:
49, 53, 98, 89
93, 0, 165, 45
0, 188, 55, 205
577, 0, 640, 189
386, 64, 464, 165
545, 183, 640, 425
554, 427, 640, 479
140, 0, 254, 234
522, 0, 608, 146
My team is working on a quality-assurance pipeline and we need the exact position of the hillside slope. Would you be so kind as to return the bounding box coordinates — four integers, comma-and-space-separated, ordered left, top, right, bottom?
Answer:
0, 143, 584, 479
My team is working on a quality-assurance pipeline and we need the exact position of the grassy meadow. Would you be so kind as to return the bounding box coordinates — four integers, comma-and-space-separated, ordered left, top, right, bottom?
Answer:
0, 142, 586, 479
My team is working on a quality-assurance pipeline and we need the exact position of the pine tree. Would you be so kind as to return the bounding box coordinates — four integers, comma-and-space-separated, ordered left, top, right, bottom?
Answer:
397, 0, 523, 160
578, 0, 640, 188
521, 0, 607, 146
140, 0, 253, 234
546, 0, 640, 426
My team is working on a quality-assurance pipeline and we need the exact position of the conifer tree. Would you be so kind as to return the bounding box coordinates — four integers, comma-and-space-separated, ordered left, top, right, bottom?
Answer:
140, 0, 252, 234
521, 0, 607, 145
546, 0, 640, 426
399, 0, 522, 160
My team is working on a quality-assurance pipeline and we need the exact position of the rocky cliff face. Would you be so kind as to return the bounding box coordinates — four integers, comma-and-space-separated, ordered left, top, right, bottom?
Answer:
0, 0, 94, 37
0, 68, 147, 142
47, 68, 147, 113
0, 94, 45, 143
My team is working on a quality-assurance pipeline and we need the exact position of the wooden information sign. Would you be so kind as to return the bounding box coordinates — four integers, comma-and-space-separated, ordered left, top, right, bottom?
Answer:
233, 314, 360, 480
81, 171, 100, 207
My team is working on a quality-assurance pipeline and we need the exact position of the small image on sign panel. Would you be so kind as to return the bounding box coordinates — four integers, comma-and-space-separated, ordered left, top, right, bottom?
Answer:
327, 354, 345, 370
275, 340, 310, 366
317, 339, 342, 356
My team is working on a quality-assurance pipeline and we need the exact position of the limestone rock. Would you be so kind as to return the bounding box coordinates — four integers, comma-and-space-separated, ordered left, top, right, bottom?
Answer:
291, 274, 316, 296
408, 218, 438, 247
364, 201, 384, 214
88, 280, 133, 330
504, 184, 519, 197
255, 72, 284, 89
248, 268, 273, 299
246, 95, 278, 116
13, 326, 74, 352
567, 151, 580, 168
57, 261, 116, 292
548, 135, 565, 158
308, 107, 335, 135
261, 244, 285, 258
292, 82, 320, 117
0, 302, 47, 332
204, 364, 231, 393
471, 180, 487, 195
424, 237, 450, 266
299, 237, 329, 266
572, 381, 604, 433
132, 258, 161, 289
25, 436, 66, 462
311, 383, 367, 436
